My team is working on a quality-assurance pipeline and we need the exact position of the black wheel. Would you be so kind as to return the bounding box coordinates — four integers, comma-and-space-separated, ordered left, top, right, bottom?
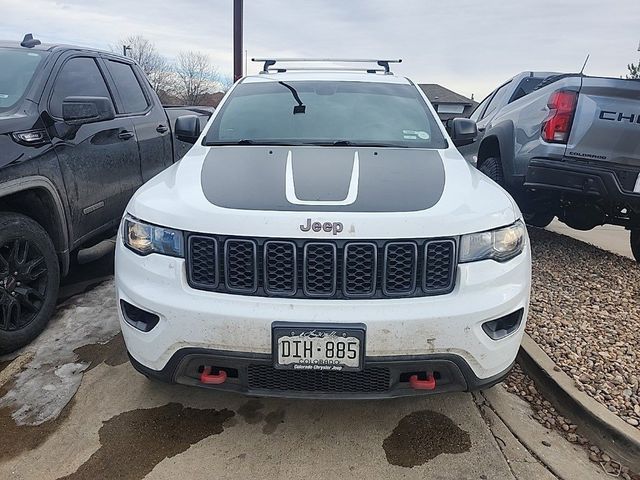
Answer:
523, 212, 555, 228
631, 229, 640, 263
0, 213, 59, 354
479, 157, 505, 187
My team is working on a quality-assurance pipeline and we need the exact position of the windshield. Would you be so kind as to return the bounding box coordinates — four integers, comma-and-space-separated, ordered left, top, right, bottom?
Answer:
204, 80, 447, 149
0, 48, 47, 113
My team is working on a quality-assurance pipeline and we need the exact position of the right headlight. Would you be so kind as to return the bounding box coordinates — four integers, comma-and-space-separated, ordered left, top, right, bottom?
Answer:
122, 215, 184, 257
459, 220, 526, 263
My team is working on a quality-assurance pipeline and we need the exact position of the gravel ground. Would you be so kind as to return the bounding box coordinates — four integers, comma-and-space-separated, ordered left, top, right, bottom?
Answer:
505, 364, 639, 480
527, 227, 640, 429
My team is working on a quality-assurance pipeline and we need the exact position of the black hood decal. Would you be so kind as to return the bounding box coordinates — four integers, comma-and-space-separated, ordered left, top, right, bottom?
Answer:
200, 146, 445, 212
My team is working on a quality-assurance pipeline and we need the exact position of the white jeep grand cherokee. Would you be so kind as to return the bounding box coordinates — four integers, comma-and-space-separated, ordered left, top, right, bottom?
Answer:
115, 59, 531, 398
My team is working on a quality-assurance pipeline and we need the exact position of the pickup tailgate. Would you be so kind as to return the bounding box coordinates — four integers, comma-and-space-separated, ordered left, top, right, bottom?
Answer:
567, 77, 640, 168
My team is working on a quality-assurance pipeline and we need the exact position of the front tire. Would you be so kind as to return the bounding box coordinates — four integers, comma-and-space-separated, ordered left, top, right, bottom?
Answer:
479, 157, 505, 187
631, 229, 640, 263
0, 213, 60, 354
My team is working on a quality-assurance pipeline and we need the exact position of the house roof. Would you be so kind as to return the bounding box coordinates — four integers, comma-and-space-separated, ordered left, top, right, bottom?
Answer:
418, 83, 475, 106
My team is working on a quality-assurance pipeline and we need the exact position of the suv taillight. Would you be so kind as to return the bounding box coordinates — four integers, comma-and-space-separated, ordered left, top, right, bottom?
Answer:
541, 90, 578, 144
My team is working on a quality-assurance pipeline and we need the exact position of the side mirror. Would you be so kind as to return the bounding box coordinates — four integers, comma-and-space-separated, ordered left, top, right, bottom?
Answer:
175, 115, 201, 144
62, 96, 115, 125
448, 118, 478, 147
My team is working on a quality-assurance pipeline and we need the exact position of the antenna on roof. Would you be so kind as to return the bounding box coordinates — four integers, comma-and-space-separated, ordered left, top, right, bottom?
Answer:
579, 54, 590, 75
20, 33, 41, 48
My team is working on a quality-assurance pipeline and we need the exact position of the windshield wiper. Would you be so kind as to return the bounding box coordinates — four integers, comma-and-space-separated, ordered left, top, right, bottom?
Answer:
309, 140, 408, 148
204, 139, 305, 146
204, 139, 255, 145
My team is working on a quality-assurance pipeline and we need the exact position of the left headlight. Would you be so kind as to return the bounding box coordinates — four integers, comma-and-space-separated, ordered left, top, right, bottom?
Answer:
459, 220, 526, 263
122, 215, 184, 257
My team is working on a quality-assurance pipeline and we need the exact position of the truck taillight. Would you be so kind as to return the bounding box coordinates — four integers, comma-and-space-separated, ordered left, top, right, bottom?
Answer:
541, 90, 578, 144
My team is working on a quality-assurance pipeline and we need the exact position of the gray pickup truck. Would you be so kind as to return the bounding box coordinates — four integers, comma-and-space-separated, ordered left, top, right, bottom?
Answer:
462, 71, 640, 261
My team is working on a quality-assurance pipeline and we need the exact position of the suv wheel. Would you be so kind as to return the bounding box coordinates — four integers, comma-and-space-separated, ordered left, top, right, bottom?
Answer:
0, 213, 60, 354
631, 229, 640, 263
479, 157, 505, 187
523, 212, 555, 228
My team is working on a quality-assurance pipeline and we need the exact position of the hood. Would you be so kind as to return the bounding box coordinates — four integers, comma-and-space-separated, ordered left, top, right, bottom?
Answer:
128, 144, 520, 239
200, 146, 445, 212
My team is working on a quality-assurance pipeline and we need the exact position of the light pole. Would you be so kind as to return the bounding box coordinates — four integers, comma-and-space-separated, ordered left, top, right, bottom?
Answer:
122, 45, 132, 57
233, 0, 243, 81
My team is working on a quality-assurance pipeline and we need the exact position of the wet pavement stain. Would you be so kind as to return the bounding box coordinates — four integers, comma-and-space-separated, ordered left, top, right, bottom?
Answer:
0, 359, 11, 375
382, 410, 471, 468
73, 333, 128, 373
0, 364, 70, 461
237, 399, 264, 424
0, 396, 74, 461
58, 403, 234, 480
262, 408, 286, 434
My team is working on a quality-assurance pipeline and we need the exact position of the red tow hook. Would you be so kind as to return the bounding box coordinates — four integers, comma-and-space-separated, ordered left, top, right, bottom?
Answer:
409, 372, 436, 390
200, 367, 228, 385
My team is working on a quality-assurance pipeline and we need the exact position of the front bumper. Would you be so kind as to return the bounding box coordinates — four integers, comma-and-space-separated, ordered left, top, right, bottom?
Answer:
128, 347, 515, 399
115, 234, 531, 397
524, 158, 640, 210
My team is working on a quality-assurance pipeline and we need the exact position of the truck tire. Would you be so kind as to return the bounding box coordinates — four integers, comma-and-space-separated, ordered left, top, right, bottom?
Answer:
0, 213, 60, 354
479, 157, 505, 187
523, 212, 555, 228
631, 229, 640, 263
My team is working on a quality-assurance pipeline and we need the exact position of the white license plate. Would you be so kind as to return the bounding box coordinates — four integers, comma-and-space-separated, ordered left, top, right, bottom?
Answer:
273, 324, 365, 372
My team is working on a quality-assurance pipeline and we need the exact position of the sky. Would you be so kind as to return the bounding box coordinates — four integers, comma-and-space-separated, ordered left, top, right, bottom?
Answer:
2, 0, 639, 99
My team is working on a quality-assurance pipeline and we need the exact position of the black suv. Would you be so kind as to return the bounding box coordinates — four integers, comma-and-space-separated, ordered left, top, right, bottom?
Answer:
0, 35, 209, 352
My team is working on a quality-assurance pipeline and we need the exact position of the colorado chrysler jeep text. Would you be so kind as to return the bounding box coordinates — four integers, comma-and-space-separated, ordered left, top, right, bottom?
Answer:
115, 59, 531, 398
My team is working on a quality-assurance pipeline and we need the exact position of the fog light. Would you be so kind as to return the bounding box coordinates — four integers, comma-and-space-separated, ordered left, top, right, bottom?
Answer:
120, 300, 160, 332
482, 309, 524, 340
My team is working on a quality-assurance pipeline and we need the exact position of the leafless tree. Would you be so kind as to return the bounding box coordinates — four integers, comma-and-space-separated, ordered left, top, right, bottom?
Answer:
174, 51, 220, 105
111, 35, 173, 102
218, 74, 235, 92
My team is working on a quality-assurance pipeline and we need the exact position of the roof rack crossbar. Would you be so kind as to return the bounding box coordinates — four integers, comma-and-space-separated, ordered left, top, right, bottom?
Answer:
251, 58, 402, 75
265, 66, 386, 73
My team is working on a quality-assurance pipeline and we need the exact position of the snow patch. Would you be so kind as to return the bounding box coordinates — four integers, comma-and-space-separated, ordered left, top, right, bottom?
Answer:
0, 280, 120, 425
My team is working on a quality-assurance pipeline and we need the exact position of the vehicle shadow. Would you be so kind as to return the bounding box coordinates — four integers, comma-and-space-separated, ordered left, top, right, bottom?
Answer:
58, 247, 115, 304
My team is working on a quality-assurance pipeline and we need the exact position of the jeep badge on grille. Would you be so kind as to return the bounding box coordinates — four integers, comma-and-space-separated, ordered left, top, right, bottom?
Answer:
300, 218, 344, 235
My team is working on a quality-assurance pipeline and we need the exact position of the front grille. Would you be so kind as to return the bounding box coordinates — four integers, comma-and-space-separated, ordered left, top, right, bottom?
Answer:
344, 243, 377, 296
224, 240, 257, 292
247, 364, 391, 393
303, 243, 337, 297
383, 243, 418, 295
424, 240, 456, 294
187, 235, 457, 299
264, 241, 296, 295
188, 236, 218, 288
